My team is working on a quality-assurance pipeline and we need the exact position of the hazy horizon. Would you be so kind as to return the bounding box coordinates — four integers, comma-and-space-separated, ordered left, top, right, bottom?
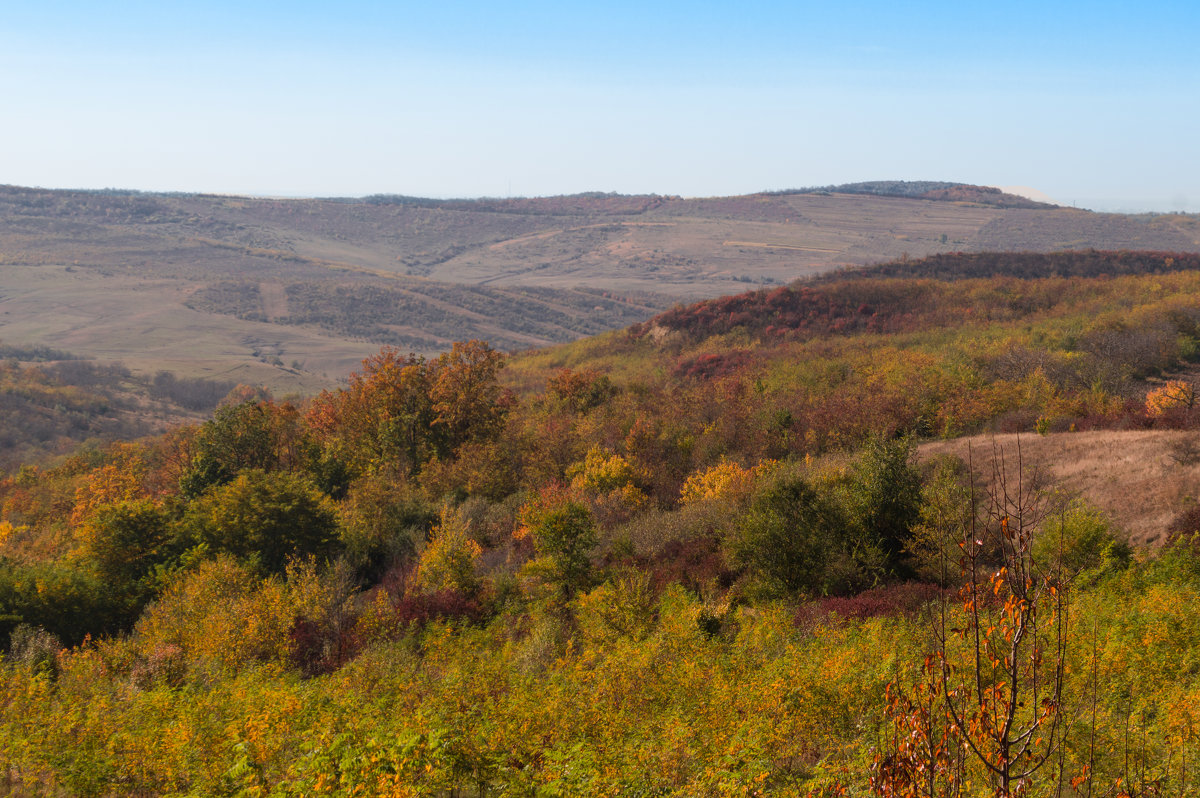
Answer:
3, 180, 1190, 216
3, 1, 1197, 213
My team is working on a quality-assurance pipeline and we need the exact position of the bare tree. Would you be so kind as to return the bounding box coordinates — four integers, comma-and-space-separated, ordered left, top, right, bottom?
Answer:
875, 439, 1074, 798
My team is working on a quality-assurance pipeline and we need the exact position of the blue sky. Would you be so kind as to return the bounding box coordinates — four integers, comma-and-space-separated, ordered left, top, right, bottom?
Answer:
2, 1, 1198, 210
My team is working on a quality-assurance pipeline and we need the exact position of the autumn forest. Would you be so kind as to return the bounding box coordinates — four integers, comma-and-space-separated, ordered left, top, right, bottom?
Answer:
6, 250, 1200, 795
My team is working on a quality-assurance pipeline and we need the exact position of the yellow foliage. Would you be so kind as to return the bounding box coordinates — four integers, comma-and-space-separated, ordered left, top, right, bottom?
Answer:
414, 503, 482, 595
679, 460, 754, 504
574, 570, 657, 643
679, 458, 777, 505
1146, 379, 1197, 416
134, 556, 294, 673
68, 446, 149, 528
0, 520, 19, 546
568, 446, 641, 495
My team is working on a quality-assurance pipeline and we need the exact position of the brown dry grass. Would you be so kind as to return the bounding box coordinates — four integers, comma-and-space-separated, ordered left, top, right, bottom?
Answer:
920, 430, 1200, 547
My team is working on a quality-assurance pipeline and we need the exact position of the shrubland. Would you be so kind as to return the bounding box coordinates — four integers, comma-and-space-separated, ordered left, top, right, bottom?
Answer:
0, 344, 238, 471
4, 251, 1200, 795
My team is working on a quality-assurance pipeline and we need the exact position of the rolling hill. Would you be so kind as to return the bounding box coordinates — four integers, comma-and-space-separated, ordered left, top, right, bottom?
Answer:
2, 182, 1198, 393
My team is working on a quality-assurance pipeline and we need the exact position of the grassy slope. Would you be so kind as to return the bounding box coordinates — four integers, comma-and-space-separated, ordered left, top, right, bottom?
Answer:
504, 252, 1200, 548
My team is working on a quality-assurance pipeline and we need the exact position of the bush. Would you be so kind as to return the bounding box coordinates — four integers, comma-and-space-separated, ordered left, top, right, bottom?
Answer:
724, 473, 861, 598
7, 623, 62, 678
365, 589, 486, 636
284, 558, 361, 676
337, 474, 435, 577
795, 582, 943, 627
614, 498, 740, 558
133, 555, 293, 673
414, 504, 483, 597
575, 569, 657, 643
1168, 504, 1200, 549
0, 559, 133, 645
180, 470, 339, 573
1034, 502, 1131, 579
518, 495, 597, 602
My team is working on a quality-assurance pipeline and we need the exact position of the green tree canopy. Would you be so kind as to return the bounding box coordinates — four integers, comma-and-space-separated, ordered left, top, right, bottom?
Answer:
180, 470, 339, 573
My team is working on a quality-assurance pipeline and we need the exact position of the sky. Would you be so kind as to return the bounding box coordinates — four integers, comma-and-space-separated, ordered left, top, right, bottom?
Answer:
1, 1, 1198, 211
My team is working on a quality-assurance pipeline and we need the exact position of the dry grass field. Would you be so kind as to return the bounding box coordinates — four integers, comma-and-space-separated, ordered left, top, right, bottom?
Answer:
920, 430, 1200, 547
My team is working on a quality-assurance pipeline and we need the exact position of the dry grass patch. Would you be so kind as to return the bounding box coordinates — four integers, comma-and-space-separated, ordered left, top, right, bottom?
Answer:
920, 430, 1200, 546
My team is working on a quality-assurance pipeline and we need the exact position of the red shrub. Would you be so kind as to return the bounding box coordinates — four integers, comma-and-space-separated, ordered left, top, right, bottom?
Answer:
795, 582, 944, 627
390, 589, 485, 628
287, 615, 362, 677
648, 535, 736, 594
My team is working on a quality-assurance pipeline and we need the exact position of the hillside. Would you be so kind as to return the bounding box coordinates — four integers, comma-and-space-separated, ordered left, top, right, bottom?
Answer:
2, 183, 1197, 392
6, 250, 1200, 793
921, 429, 1200, 547
0, 343, 238, 471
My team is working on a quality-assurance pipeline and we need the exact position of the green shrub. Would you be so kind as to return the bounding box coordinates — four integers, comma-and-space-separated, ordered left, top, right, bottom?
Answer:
74, 499, 169, 585
519, 497, 597, 602
179, 470, 339, 573
0, 556, 146, 645
843, 435, 922, 573
337, 474, 434, 576
724, 473, 860, 598
1034, 502, 1131, 579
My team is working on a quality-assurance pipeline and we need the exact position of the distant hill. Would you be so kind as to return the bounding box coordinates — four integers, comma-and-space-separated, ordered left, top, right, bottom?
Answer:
775, 180, 1056, 209
0, 183, 1196, 391
634, 250, 1200, 343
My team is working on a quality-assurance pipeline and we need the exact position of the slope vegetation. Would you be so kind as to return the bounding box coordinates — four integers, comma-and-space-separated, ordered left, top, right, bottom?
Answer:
5, 250, 1200, 793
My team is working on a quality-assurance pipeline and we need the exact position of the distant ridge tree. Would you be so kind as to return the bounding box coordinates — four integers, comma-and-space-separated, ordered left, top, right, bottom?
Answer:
774, 180, 968, 197
770, 181, 1053, 208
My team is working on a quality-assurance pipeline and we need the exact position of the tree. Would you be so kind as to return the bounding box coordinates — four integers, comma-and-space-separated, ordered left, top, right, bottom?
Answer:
546, 367, 616, 414
725, 473, 858, 598
1145, 379, 1197, 417
847, 435, 923, 574
519, 492, 597, 603
933, 446, 1070, 797
181, 470, 339, 573
69, 458, 148, 528
306, 342, 510, 478
74, 499, 169, 586
429, 340, 511, 457
337, 474, 436, 576
307, 348, 433, 477
879, 443, 1076, 797
179, 400, 310, 497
